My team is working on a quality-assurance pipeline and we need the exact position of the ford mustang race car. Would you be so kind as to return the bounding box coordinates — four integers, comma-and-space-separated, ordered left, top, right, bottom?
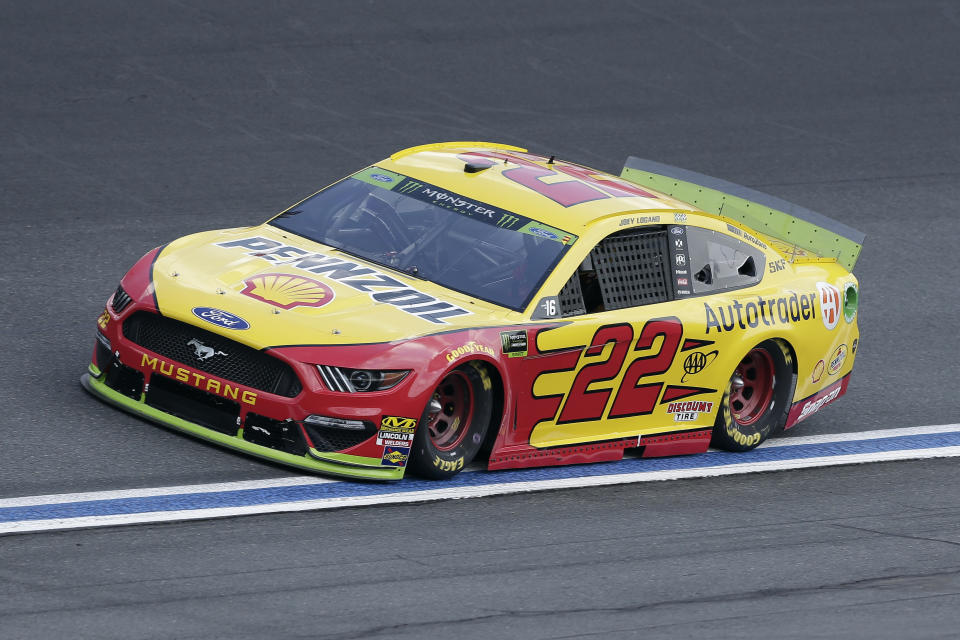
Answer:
82, 142, 863, 480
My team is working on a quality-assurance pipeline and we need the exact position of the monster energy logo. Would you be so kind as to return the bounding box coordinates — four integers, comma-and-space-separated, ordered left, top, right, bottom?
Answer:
497, 213, 520, 228
396, 181, 422, 194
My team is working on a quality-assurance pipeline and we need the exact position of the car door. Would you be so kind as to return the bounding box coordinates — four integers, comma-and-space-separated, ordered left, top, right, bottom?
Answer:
511, 223, 695, 449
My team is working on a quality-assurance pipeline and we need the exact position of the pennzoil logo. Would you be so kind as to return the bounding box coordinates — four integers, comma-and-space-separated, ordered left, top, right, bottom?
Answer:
97, 309, 110, 330
140, 354, 258, 406
241, 273, 335, 310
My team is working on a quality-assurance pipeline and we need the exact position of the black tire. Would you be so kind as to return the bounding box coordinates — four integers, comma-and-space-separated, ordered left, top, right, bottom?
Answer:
408, 361, 494, 479
711, 340, 796, 452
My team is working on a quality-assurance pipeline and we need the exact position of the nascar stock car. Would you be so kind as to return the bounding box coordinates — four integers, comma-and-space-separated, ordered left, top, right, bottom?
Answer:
82, 142, 863, 480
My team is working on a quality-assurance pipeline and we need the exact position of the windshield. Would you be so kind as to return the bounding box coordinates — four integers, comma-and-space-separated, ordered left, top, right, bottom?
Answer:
269, 166, 578, 311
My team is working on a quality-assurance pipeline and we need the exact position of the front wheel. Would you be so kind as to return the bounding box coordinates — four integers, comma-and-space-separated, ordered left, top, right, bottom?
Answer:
711, 340, 795, 452
408, 362, 494, 479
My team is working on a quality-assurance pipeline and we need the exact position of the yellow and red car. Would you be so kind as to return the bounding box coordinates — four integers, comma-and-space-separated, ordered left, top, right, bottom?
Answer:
82, 142, 863, 480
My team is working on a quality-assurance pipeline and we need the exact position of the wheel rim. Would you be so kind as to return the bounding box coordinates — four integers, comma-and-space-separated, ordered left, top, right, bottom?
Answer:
426, 371, 474, 451
729, 348, 775, 426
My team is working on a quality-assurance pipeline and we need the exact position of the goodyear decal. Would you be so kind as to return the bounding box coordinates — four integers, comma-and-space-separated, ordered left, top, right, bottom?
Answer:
216, 237, 470, 324
446, 341, 495, 362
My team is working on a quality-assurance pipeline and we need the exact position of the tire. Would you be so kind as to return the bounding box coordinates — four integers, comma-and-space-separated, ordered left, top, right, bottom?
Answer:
711, 340, 796, 452
408, 361, 494, 479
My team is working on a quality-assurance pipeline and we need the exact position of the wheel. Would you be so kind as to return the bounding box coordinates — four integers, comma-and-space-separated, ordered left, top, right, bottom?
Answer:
711, 340, 795, 452
408, 361, 494, 479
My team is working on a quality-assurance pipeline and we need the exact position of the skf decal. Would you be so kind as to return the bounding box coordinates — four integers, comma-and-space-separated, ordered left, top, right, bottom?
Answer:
97, 309, 110, 330
381, 446, 410, 467
140, 354, 258, 406
241, 273, 335, 310
816, 282, 842, 330
500, 330, 528, 358
828, 344, 847, 375
704, 292, 816, 334
666, 400, 715, 422
445, 341, 495, 362
377, 416, 417, 446
217, 237, 470, 324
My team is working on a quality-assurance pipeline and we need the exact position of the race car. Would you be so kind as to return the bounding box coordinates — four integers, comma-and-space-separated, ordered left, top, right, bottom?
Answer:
82, 142, 863, 480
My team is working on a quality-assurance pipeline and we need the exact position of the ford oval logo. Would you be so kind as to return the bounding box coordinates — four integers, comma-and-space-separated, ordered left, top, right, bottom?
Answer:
370, 173, 394, 183
191, 307, 250, 330
528, 227, 559, 240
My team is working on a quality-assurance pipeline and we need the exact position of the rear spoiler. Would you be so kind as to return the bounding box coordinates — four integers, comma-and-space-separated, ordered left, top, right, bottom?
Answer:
620, 157, 865, 271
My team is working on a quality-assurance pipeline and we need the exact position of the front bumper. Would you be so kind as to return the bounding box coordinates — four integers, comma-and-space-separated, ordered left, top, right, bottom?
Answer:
81, 366, 406, 481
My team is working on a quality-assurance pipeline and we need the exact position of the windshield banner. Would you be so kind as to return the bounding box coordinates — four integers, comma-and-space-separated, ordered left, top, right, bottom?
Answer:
352, 166, 577, 246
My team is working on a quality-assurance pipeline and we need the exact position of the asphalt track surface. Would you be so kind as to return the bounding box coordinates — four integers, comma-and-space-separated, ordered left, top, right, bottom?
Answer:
1, 0, 959, 637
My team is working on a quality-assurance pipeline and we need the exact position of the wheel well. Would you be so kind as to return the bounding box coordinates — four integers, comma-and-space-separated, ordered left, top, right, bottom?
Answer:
469, 360, 504, 460
773, 337, 798, 376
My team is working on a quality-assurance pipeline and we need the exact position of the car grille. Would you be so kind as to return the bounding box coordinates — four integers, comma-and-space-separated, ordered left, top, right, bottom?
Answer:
243, 413, 308, 456
123, 311, 302, 397
303, 421, 377, 452
112, 284, 133, 313
146, 375, 240, 435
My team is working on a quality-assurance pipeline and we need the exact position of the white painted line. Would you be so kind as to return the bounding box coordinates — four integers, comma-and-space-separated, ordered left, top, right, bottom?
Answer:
756, 423, 960, 448
4, 442, 960, 535
6, 423, 956, 510
0, 475, 333, 509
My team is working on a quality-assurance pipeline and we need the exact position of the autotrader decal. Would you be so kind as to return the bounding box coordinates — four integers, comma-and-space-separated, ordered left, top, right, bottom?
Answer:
216, 237, 470, 324
704, 293, 816, 334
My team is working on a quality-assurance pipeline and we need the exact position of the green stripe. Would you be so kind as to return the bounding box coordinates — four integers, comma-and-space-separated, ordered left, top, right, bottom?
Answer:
81, 374, 405, 481
620, 165, 863, 270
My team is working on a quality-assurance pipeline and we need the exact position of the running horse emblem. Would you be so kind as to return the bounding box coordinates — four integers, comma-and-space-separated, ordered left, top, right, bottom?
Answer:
187, 338, 228, 361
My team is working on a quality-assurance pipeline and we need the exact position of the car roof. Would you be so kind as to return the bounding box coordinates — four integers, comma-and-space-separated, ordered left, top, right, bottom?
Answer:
376, 142, 698, 235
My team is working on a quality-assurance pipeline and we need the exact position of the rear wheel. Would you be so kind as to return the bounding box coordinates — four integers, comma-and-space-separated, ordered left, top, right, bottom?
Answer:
408, 361, 494, 479
712, 340, 795, 452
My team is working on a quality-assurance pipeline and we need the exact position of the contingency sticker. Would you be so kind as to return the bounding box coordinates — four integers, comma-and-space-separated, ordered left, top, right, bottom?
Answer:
500, 330, 528, 358
377, 416, 417, 447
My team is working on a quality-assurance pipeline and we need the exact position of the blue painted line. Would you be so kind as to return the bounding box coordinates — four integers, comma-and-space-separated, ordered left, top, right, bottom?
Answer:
3, 431, 959, 524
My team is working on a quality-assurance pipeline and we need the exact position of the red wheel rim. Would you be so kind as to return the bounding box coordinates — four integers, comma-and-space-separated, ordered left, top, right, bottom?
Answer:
729, 348, 774, 426
427, 371, 474, 451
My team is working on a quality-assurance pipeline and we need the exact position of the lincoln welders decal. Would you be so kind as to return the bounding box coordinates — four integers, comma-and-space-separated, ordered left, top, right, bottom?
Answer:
216, 237, 470, 324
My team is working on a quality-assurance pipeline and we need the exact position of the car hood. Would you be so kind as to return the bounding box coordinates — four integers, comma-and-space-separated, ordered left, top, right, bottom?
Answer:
151, 225, 516, 349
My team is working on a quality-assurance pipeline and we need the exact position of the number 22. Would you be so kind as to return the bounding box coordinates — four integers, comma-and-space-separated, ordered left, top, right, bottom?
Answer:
556, 318, 683, 424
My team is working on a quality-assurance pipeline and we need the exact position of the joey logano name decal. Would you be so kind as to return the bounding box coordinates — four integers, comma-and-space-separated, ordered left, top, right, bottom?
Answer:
704, 292, 816, 334
216, 237, 470, 324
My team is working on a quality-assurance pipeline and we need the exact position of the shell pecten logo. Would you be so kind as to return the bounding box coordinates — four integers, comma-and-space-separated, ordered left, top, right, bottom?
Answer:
240, 273, 335, 310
